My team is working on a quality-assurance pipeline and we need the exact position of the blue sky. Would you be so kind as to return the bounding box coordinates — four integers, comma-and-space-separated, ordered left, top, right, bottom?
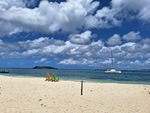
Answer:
0, 0, 150, 69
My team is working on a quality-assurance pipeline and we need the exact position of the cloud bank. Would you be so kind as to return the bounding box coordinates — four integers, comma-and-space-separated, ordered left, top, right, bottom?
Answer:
0, 31, 150, 68
0, 0, 150, 36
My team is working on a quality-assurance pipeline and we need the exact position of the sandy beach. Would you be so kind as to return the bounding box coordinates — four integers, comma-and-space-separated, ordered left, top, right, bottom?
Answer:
0, 76, 150, 113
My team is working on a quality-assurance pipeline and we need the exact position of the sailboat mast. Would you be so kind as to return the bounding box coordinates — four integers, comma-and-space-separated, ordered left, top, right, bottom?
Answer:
111, 50, 114, 69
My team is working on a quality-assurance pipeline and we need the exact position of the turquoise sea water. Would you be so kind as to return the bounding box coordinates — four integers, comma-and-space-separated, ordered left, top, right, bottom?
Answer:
0, 68, 150, 84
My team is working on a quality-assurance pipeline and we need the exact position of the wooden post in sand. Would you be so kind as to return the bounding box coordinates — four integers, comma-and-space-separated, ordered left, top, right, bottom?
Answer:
81, 81, 83, 95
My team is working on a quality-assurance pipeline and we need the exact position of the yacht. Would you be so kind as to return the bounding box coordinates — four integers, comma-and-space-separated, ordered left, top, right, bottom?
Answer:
105, 51, 121, 74
105, 68, 121, 74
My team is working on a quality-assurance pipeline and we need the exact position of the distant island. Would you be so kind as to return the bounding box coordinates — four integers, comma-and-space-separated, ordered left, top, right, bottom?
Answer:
33, 66, 57, 69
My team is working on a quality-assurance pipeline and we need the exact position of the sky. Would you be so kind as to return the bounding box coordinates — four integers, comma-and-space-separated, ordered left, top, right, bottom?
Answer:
0, 0, 150, 69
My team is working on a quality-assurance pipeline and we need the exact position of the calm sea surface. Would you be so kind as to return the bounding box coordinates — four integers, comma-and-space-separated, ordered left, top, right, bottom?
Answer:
0, 68, 150, 84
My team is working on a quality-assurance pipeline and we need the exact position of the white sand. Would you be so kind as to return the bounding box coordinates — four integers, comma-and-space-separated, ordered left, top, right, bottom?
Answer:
0, 76, 150, 113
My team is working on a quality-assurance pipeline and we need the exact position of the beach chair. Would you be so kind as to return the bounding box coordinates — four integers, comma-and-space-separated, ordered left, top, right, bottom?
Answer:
52, 73, 59, 82
45, 73, 52, 81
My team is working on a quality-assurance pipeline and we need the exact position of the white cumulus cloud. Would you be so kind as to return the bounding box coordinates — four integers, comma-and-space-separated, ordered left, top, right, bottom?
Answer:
111, 0, 150, 22
69, 30, 93, 45
123, 31, 141, 42
107, 34, 122, 46
34, 58, 48, 63
0, 0, 100, 35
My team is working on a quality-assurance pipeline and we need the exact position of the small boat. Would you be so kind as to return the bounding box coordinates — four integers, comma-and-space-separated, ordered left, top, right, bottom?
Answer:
0, 70, 9, 73
105, 50, 121, 74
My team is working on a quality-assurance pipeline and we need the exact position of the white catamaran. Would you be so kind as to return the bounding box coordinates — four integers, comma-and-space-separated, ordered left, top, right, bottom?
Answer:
105, 51, 121, 74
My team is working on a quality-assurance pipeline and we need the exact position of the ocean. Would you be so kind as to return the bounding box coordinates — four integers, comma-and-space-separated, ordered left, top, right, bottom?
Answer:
0, 68, 150, 84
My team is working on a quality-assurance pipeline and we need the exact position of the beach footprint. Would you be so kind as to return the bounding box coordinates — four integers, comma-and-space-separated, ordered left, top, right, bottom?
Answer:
38, 99, 42, 102
38, 99, 47, 108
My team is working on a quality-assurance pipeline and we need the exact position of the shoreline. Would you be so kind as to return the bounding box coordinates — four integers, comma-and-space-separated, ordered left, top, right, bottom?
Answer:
0, 75, 150, 113
1, 74, 150, 85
